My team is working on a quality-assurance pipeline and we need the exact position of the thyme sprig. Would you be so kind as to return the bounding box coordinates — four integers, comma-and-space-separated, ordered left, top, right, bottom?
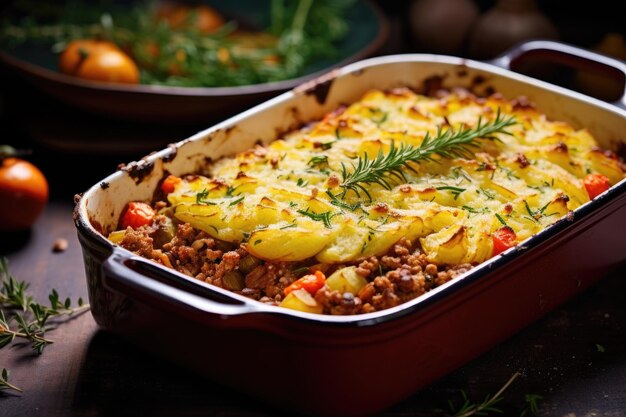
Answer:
0, 368, 22, 393
336, 110, 516, 200
449, 372, 520, 417
1, 257, 90, 393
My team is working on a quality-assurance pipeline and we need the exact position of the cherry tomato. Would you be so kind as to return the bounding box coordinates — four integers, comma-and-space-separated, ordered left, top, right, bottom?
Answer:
154, 2, 225, 34
0, 157, 49, 231
120, 202, 156, 229
492, 226, 517, 257
284, 271, 326, 296
59, 39, 140, 84
583, 173, 611, 199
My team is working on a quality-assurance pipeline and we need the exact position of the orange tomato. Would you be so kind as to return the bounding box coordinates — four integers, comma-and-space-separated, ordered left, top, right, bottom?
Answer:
76, 48, 140, 84
583, 173, 611, 199
59, 39, 140, 84
0, 157, 49, 231
120, 202, 156, 229
154, 2, 225, 34
58, 39, 119, 75
492, 226, 517, 257
284, 271, 326, 296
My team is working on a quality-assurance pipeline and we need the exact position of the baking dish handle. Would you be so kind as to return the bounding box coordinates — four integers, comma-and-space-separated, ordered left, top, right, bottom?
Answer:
487, 39, 626, 110
101, 250, 267, 318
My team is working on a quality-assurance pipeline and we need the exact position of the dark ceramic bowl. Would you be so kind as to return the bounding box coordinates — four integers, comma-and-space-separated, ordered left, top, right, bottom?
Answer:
0, 0, 389, 124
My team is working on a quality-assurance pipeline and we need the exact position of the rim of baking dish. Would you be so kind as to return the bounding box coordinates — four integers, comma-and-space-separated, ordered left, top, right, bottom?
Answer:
75, 53, 626, 327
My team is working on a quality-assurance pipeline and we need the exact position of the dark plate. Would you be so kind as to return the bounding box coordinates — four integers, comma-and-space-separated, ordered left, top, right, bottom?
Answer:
0, 0, 389, 124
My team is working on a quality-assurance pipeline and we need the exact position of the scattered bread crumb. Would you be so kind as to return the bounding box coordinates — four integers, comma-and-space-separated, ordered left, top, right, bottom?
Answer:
52, 238, 68, 253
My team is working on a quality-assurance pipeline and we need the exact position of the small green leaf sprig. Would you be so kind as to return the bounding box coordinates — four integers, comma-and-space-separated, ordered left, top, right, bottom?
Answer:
0, 257, 90, 393
449, 372, 520, 417
0, 368, 21, 393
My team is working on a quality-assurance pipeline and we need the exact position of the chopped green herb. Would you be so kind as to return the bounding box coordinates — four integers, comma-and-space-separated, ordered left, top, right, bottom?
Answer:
451, 166, 473, 182
297, 208, 336, 228
372, 111, 388, 126
291, 266, 310, 276
308, 155, 329, 167
436, 186, 466, 200
326, 190, 366, 213
228, 196, 245, 207
321, 140, 336, 150
462, 205, 489, 214
196, 189, 215, 204
495, 213, 508, 227
225, 186, 237, 197
479, 187, 496, 200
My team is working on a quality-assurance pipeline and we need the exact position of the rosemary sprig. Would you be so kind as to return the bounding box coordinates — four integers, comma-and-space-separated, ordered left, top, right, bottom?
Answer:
336, 110, 516, 200
449, 372, 520, 417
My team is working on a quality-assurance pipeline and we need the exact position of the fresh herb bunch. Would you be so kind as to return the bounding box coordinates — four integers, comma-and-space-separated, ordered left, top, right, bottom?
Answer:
0, 0, 355, 87
0, 257, 90, 393
335, 110, 517, 200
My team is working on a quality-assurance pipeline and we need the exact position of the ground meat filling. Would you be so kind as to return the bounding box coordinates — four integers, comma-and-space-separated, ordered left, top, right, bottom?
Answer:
118, 222, 474, 315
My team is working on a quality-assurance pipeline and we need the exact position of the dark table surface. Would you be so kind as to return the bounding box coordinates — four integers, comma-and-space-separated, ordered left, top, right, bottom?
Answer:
1, 1, 626, 416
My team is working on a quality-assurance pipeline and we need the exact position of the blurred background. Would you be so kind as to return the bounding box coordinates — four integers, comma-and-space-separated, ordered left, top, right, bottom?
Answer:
1, 0, 626, 200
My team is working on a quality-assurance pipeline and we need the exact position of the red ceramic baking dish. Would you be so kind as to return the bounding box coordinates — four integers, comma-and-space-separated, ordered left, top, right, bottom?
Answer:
73, 41, 626, 417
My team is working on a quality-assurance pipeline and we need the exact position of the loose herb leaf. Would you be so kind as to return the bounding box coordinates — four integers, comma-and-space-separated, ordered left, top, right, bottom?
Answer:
308, 155, 329, 167
449, 372, 521, 417
519, 393, 542, 416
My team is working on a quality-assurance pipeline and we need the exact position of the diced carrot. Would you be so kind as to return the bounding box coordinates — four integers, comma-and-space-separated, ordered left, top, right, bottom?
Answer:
284, 270, 326, 296
492, 226, 517, 256
161, 175, 181, 194
583, 173, 611, 199
120, 201, 155, 229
